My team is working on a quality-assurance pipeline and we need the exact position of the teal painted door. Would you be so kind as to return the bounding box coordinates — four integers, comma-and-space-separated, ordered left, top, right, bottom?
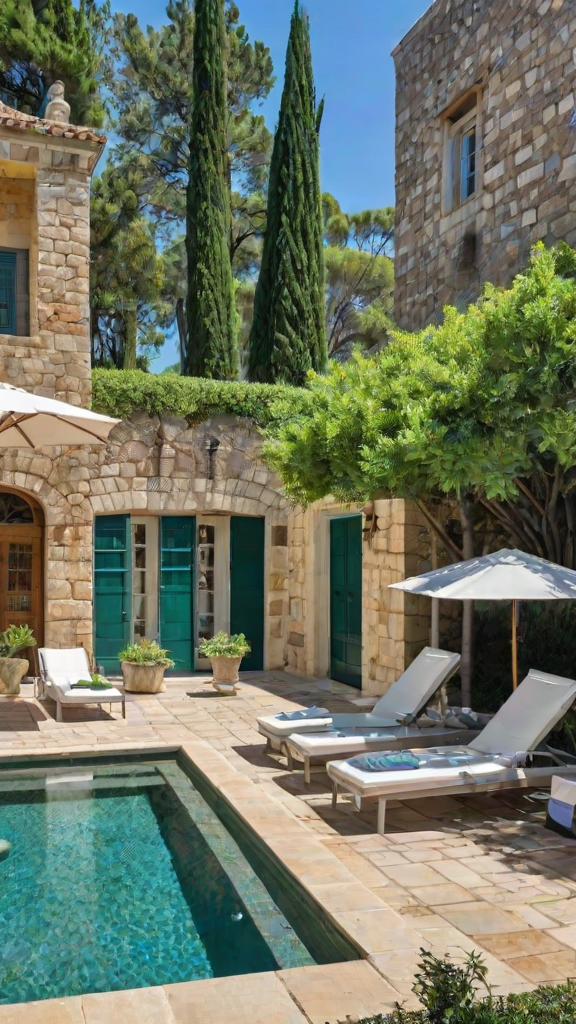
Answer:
94, 515, 131, 673
0, 252, 16, 335
230, 516, 264, 671
160, 517, 195, 671
330, 516, 362, 688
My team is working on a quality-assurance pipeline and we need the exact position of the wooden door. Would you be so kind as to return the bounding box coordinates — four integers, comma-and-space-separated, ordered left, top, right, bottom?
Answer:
0, 526, 43, 655
159, 517, 195, 671
330, 516, 362, 688
230, 516, 264, 671
94, 515, 131, 673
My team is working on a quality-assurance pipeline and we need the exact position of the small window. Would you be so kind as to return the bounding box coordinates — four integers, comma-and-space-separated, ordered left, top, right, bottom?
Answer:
0, 252, 16, 335
445, 94, 479, 212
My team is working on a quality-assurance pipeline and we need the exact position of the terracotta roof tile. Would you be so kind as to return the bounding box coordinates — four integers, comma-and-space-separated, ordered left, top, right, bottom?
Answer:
0, 101, 106, 145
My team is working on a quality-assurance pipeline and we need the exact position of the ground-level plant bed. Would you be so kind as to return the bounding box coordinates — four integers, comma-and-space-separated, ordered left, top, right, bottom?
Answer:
340, 949, 576, 1024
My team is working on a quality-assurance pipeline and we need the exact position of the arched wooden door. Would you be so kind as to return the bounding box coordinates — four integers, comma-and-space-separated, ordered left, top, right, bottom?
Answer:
0, 490, 44, 653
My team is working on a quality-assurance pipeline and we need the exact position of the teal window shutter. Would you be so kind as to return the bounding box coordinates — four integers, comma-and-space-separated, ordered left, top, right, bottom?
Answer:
94, 515, 131, 673
0, 252, 16, 335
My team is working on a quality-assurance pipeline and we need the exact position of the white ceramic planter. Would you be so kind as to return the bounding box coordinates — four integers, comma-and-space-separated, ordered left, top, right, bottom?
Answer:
121, 661, 167, 693
0, 657, 29, 696
210, 655, 242, 695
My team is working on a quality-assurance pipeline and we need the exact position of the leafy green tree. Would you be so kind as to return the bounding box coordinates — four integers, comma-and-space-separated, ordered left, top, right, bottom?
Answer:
109, 0, 274, 356
264, 244, 576, 700
324, 196, 394, 359
185, 0, 235, 378
248, 2, 326, 385
91, 161, 168, 370
0, 0, 108, 125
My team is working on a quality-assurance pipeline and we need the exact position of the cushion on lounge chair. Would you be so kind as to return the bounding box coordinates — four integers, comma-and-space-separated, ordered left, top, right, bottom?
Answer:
277, 706, 330, 721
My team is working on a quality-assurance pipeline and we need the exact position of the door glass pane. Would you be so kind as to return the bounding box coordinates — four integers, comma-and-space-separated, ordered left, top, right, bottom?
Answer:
8, 544, 32, 593
196, 523, 216, 649
132, 523, 148, 639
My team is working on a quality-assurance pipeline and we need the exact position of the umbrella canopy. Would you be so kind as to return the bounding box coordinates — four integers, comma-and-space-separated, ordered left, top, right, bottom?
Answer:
389, 549, 576, 601
390, 549, 576, 690
0, 383, 118, 447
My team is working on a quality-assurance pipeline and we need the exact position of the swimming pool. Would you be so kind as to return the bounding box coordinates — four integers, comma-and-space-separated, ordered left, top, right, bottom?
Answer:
0, 756, 358, 1005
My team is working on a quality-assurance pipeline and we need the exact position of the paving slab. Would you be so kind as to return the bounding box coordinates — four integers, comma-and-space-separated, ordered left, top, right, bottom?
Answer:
278, 961, 399, 1024
82, 986, 174, 1024
165, 973, 307, 1024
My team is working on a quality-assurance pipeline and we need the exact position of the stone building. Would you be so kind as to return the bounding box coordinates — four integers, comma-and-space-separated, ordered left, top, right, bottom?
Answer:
393, 0, 576, 331
0, 94, 430, 695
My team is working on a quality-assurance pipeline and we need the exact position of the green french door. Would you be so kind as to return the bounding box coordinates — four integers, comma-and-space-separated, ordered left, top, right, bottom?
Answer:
230, 516, 264, 671
94, 515, 131, 673
330, 516, 362, 688
159, 517, 195, 671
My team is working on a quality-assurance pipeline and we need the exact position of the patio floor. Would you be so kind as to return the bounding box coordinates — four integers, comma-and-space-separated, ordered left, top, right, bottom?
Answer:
2, 670, 576, 1023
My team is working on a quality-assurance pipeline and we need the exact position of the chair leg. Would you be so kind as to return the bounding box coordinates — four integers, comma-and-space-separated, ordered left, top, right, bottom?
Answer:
331, 781, 339, 809
56, 700, 63, 723
304, 757, 311, 786
122, 699, 126, 720
377, 798, 387, 835
285, 747, 294, 771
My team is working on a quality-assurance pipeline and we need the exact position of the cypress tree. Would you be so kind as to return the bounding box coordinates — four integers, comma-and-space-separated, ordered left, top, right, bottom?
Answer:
248, 2, 326, 385
184, 0, 236, 379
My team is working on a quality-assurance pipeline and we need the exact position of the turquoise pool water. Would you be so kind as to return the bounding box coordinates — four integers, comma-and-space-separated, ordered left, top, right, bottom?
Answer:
0, 759, 352, 1005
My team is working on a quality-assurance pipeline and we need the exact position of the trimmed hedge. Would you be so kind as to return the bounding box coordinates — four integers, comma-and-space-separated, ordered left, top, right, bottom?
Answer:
91, 369, 310, 426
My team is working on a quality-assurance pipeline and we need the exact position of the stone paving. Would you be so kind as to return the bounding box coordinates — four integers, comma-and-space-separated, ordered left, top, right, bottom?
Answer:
2, 671, 576, 1021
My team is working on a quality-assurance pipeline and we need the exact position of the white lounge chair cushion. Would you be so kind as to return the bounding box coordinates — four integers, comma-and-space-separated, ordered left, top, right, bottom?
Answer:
55, 679, 123, 704
329, 749, 526, 795
39, 647, 123, 703
286, 725, 478, 760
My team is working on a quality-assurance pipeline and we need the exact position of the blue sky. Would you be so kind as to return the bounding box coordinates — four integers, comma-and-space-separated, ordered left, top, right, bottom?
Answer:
108, 0, 432, 366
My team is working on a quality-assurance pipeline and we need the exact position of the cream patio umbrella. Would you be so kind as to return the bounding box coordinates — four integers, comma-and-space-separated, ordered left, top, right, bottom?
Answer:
0, 383, 118, 447
389, 549, 576, 690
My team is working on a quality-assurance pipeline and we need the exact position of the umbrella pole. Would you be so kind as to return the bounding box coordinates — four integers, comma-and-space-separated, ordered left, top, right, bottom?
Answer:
511, 600, 518, 690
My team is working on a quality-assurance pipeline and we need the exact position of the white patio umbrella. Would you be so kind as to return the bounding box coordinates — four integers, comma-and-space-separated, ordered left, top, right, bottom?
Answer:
0, 383, 118, 447
389, 549, 576, 690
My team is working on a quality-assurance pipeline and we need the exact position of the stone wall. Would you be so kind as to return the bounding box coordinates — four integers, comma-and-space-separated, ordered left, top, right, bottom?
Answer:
0, 174, 33, 249
0, 130, 101, 406
393, 0, 576, 331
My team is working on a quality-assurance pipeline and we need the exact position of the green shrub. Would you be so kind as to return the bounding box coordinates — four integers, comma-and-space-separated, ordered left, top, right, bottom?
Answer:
91, 368, 310, 426
198, 631, 251, 658
118, 639, 175, 667
342, 949, 576, 1024
0, 624, 36, 659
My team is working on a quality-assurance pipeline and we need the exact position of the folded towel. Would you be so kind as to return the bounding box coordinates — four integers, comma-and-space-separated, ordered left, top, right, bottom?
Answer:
348, 751, 421, 772
277, 706, 330, 721
348, 748, 502, 773
71, 678, 112, 691
444, 708, 492, 729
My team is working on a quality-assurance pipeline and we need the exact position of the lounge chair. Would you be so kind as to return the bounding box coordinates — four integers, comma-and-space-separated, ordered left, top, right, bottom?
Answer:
327, 669, 576, 834
283, 711, 488, 785
38, 647, 125, 722
257, 647, 461, 751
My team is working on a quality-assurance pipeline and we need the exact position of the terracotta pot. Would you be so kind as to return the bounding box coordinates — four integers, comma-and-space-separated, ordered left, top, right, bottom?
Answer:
121, 661, 166, 694
0, 657, 28, 696
210, 655, 242, 695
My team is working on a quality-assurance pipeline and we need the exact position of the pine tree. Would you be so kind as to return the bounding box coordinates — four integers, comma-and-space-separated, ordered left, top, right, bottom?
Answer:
0, 0, 107, 126
248, 2, 326, 385
184, 0, 237, 379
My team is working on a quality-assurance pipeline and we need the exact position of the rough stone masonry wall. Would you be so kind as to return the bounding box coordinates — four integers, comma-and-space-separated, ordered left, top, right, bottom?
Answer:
394, 0, 576, 331
0, 415, 291, 662
0, 131, 95, 405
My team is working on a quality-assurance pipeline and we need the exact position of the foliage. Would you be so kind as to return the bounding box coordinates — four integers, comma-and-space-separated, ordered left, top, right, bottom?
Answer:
323, 195, 395, 359
91, 368, 310, 425
185, 0, 236, 379
263, 244, 576, 566
0, 0, 108, 125
118, 639, 175, 667
73, 673, 111, 690
90, 161, 169, 369
344, 949, 576, 1023
0, 624, 36, 659
248, 2, 326, 385
198, 631, 251, 658
109, 0, 274, 356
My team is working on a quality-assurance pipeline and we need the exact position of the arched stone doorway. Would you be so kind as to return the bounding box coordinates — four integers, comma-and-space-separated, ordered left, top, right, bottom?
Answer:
0, 488, 44, 649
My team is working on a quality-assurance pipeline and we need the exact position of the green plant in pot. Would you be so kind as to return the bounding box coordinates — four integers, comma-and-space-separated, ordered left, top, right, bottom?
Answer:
118, 639, 175, 694
198, 632, 251, 695
0, 624, 36, 696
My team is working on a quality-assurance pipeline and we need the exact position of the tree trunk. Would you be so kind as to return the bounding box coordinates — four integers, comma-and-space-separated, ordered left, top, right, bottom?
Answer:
122, 307, 137, 370
460, 497, 475, 708
176, 297, 186, 371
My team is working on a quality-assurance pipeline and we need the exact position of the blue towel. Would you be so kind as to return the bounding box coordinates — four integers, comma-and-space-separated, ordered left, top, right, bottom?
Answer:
277, 706, 330, 721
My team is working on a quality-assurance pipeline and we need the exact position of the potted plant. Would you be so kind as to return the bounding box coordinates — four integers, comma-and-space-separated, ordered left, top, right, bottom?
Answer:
0, 624, 36, 696
118, 638, 175, 694
198, 631, 251, 695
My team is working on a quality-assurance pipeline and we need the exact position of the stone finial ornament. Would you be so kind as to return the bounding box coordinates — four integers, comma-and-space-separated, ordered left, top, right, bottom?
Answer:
45, 81, 71, 124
